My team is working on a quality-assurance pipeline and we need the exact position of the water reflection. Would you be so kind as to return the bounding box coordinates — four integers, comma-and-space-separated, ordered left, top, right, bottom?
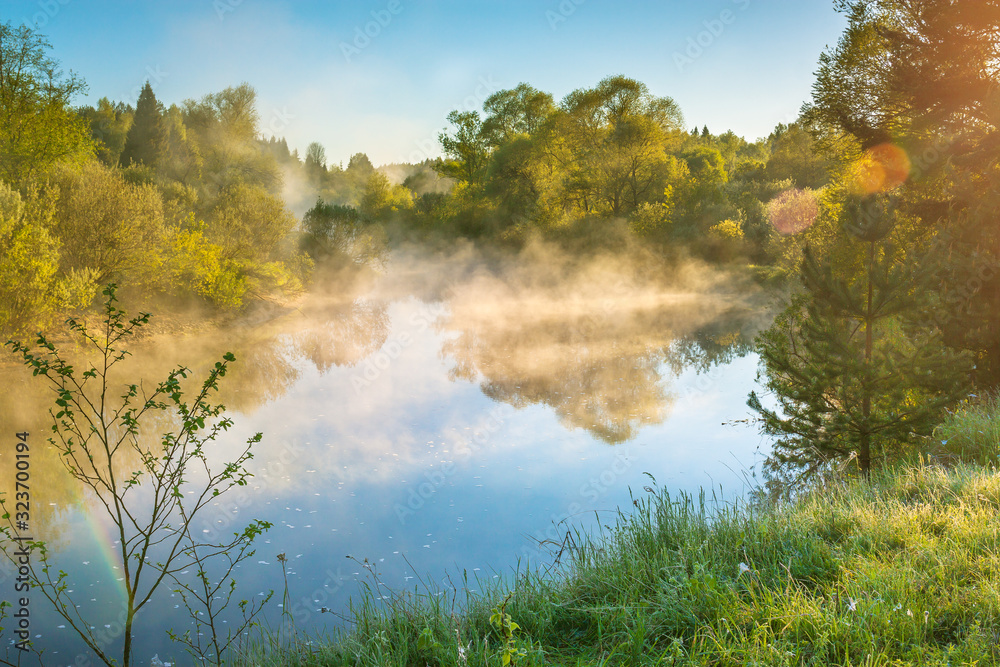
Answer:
288, 297, 390, 373
0, 363, 80, 550
0, 253, 763, 545
441, 286, 757, 444
0, 249, 770, 662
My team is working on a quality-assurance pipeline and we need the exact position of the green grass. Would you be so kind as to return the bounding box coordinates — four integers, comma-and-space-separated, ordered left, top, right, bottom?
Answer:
933, 392, 1000, 465
233, 398, 1000, 666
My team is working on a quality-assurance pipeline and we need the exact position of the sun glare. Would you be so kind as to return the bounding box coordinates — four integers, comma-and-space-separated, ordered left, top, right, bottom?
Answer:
853, 143, 911, 194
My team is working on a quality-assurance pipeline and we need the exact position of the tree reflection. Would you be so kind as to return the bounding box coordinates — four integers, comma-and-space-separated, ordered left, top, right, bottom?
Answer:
663, 324, 757, 376
287, 297, 389, 373
441, 292, 757, 444
0, 363, 78, 552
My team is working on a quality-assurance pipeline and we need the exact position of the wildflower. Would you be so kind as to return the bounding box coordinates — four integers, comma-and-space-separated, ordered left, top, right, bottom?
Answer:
738, 562, 751, 575
455, 629, 470, 665
847, 597, 856, 612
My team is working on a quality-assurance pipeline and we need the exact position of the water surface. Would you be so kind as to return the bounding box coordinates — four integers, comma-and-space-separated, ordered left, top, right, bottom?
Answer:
0, 247, 773, 663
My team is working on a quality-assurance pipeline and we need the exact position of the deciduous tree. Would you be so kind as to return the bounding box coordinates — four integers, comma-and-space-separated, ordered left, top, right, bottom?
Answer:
0, 21, 93, 182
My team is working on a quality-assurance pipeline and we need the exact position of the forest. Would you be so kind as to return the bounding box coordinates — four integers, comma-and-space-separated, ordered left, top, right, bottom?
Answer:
0, 20, 830, 325
4, 2, 1000, 485
6, 2, 1000, 665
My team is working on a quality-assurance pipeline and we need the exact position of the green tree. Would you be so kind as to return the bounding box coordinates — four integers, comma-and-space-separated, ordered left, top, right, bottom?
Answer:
679, 145, 728, 214
437, 110, 490, 185
305, 141, 327, 185
166, 216, 246, 308
765, 122, 831, 189
485, 136, 550, 223
750, 195, 969, 477
158, 104, 203, 187
559, 75, 684, 216
480, 83, 555, 148
714, 130, 747, 173
3, 286, 270, 666
305, 141, 326, 169
359, 171, 413, 221
120, 81, 165, 168
207, 82, 260, 143
209, 182, 295, 263
341, 152, 376, 202
51, 160, 166, 290
0, 21, 93, 182
347, 152, 375, 176
0, 181, 60, 333
79, 97, 133, 166
302, 198, 388, 267
804, 0, 1000, 384
182, 84, 279, 200
199, 182, 304, 304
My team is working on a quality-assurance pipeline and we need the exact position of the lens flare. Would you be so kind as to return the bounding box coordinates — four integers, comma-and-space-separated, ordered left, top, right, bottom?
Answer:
853, 143, 911, 194
768, 188, 819, 235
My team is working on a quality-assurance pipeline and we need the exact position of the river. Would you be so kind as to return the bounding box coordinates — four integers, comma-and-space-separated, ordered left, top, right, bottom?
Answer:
0, 244, 774, 664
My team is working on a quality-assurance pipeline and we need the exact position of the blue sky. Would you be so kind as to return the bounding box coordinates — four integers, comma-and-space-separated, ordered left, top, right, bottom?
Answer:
8, 0, 847, 166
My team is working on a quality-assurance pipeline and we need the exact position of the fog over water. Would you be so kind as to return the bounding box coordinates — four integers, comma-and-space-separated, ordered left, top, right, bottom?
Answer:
0, 242, 774, 662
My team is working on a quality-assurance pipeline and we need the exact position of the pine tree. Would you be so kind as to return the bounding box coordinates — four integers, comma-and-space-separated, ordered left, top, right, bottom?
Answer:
749, 194, 970, 478
805, 0, 1000, 383
119, 81, 165, 168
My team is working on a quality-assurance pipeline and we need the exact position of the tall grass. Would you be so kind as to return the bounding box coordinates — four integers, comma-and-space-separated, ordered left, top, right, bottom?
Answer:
933, 391, 1000, 465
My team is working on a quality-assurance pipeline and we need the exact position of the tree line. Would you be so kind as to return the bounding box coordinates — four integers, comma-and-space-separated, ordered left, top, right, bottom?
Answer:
4, 2, 999, 482
0, 19, 835, 338
0, 22, 313, 333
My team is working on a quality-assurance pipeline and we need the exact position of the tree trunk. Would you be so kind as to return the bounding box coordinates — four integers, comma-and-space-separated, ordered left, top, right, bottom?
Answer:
860, 240, 875, 478
123, 599, 134, 667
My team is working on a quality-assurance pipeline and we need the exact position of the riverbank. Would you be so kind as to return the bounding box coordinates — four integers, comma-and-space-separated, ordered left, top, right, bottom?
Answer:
231, 395, 1000, 666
